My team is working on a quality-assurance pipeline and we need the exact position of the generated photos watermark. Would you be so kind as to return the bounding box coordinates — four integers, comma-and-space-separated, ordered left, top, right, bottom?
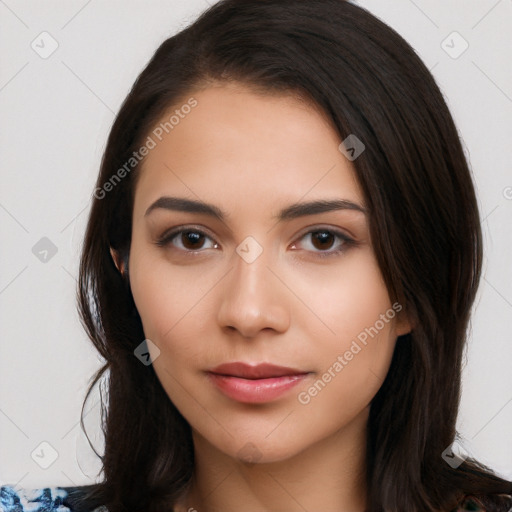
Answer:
297, 301, 403, 405
94, 97, 198, 200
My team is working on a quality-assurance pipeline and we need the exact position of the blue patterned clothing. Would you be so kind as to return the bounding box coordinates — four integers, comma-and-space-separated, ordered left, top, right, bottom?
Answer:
0, 486, 105, 512
0, 484, 498, 511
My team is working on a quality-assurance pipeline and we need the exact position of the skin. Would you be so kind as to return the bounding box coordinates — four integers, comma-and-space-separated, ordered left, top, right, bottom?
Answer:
112, 82, 411, 512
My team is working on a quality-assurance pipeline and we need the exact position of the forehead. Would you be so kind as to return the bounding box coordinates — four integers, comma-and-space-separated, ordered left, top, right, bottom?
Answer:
133, 83, 363, 217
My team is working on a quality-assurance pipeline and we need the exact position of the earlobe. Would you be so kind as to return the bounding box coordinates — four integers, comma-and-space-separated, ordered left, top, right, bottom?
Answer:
395, 311, 415, 337
110, 247, 126, 276
396, 321, 412, 337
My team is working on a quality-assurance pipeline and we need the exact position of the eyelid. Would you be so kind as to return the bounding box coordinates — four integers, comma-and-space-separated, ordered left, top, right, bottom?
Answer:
290, 225, 356, 257
154, 224, 219, 249
293, 224, 355, 243
154, 224, 357, 255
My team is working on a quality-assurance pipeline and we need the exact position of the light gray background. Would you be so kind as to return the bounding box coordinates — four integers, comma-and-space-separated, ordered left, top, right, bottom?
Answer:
1, 0, 511, 490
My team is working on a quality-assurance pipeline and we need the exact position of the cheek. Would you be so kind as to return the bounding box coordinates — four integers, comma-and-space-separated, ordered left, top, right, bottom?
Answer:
128, 245, 222, 380
129, 242, 213, 339
291, 248, 396, 345
291, 251, 398, 405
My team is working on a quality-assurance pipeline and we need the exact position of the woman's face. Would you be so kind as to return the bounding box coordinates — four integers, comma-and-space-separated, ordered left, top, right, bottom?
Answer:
127, 82, 410, 464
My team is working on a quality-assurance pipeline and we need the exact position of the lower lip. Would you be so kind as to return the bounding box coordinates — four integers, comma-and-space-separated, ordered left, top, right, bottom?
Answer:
207, 372, 310, 403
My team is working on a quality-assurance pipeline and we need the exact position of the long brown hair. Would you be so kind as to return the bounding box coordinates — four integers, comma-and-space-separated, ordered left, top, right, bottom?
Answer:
74, 1, 512, 510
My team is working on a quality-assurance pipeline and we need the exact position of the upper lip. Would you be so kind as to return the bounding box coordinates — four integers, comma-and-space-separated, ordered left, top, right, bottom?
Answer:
208, 362, 309, 379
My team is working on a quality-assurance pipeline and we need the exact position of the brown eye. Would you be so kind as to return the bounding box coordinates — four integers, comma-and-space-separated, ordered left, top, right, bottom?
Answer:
180, 231, 206, 250
310, 231, 336, 251
155, 227, 218, 251
291, 227, 354, 258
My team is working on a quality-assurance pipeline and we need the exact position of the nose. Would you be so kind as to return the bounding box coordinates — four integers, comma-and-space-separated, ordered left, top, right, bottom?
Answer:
216, 245, 290, 339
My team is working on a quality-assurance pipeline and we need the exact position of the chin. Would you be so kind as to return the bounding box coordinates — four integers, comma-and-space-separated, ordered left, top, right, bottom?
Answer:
208, 430, 311, 466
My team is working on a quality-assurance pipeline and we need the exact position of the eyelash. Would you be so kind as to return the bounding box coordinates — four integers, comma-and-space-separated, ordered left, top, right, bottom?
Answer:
154, 225, 356, 259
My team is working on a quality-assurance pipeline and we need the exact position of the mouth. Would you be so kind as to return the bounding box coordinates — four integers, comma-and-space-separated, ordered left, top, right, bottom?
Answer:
206, 362, 312, 403
208, 361, 309, 379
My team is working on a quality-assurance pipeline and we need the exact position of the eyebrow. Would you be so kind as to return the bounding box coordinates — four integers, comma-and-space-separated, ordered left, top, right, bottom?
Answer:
144, 196, 366, 221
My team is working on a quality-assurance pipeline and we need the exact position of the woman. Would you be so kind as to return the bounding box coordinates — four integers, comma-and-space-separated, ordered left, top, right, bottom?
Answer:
2, 0, 511, 511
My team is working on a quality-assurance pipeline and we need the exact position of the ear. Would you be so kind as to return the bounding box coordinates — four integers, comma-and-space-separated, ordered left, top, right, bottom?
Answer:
110, 247, 126, 276
394, 307, 415, 337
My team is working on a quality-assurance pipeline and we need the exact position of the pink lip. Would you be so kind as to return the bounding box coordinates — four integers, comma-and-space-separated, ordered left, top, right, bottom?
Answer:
206, 362, 311, 403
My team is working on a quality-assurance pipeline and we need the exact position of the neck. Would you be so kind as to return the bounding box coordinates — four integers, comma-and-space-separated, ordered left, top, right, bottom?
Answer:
175, 407, 369, 512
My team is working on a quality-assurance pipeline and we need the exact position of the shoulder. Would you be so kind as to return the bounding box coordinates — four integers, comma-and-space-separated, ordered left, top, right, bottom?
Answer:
0, 485, 107, 512
452, 496, 486, 511
451, 494, 512, 512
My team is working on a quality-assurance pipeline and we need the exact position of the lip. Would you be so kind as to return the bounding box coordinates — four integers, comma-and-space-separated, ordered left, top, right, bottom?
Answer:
209, 362, 308, 379
206, 362, 311, 403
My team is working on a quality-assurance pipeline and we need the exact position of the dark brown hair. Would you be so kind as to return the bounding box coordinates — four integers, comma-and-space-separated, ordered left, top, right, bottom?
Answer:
74, 0, 512, 511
